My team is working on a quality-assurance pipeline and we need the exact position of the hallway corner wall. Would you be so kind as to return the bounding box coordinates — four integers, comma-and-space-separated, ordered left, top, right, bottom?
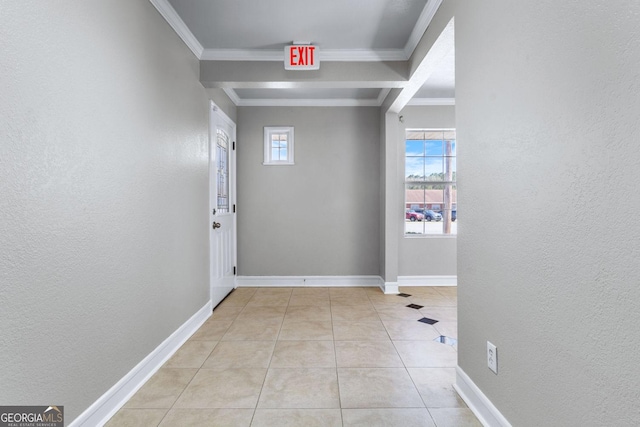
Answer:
0, 1, 211, 422
236, 106, 381, 277
206, 88, 238, 123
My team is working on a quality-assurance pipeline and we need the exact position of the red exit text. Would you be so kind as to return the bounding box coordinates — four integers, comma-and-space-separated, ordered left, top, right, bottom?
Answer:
285, 45, 320, 70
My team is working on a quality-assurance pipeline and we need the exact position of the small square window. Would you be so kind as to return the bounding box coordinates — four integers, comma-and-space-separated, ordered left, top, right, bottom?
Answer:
264, 126, 294, 165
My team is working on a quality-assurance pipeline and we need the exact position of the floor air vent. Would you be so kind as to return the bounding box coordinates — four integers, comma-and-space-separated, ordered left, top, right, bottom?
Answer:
433, 335, 457, 346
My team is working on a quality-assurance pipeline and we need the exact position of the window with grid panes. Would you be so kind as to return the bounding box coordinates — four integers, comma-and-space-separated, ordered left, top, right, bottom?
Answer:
405, 129, 457, 236
263, 127, 294, 165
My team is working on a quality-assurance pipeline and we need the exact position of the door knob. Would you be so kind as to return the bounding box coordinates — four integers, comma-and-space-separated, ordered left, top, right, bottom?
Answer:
212, 222, 221, 230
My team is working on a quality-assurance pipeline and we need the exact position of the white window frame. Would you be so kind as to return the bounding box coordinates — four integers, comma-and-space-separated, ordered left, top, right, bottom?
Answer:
263, 126, 295, 165
404, 128, 457, 238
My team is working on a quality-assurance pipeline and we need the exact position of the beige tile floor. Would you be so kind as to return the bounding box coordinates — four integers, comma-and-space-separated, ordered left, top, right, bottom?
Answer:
106, 286, 481, 427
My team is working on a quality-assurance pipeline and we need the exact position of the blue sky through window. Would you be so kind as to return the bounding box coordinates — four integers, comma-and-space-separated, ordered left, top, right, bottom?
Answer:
271, 135, 288, 161
405, 139, 456, 179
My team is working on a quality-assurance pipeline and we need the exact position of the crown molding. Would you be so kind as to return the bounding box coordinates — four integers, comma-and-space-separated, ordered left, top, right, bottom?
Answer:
150, 0, 203, 58
222, 88, 241, 105
235, 98, 382, 107
320, 49, 407, 62
201, 49, 281, 61
201, 48, 407, 62
406, 97, 455, 106
404, 0, 444, 59
377, 88, 392, 106
226, 88, 393, 107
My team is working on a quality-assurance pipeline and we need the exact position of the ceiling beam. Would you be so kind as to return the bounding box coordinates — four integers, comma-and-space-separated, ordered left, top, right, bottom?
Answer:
382, 18, 455, 114
200, 49, 408, 62
200, 61, 409, 89
404, 0, 444, 58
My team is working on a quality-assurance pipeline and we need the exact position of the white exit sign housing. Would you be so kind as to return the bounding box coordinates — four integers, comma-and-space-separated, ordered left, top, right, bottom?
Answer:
285, 45, 319, 70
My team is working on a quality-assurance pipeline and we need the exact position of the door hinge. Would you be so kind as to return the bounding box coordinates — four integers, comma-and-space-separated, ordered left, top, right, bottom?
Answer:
233, 204, 236, 213
233, 141, 235, 150
233, 266, 236, 275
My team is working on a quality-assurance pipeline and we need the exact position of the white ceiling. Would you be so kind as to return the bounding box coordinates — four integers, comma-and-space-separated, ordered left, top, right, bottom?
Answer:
153, 0, 454, 106
168, 0, 429, 51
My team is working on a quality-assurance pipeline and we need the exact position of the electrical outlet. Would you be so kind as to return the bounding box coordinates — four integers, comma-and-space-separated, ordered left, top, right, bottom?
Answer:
487, 341, 498, 374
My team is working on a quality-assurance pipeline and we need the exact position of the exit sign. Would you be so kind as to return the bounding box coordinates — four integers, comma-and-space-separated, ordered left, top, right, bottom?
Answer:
285, 45, 319, 70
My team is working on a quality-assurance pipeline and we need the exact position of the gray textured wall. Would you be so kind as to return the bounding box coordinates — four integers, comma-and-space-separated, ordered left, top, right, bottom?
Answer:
398, 106, 457, 277
206, 88, 237, 123
379, 112, 387, 279
0, 1, 210, 422
237, 107, 380, 276
455, 1, 640, 425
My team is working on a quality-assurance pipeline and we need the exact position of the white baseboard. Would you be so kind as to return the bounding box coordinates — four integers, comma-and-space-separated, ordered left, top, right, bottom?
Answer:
235, 276, 452, 293
70, 301, 213, 427
454, 366, 512, 427
236, 275, 384, 288
398, 275, 457, 286
382, 282, 399, 294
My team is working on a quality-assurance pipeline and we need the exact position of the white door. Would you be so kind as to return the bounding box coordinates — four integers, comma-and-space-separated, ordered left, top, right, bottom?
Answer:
210, 102, 236, 307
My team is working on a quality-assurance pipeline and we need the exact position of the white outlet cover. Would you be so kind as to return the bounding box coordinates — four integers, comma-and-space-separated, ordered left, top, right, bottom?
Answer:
487, 341, 498, 374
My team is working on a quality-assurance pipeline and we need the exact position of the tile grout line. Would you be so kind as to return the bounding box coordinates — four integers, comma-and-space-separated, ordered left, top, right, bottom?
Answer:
236, 292, 261, 427
155, 317, 224, 426
236, 293, 261, 427
400, 290, 461, 426
108, 287, 471, 426
250, 288, 292, 422
327, 292, 345, 426
383, 291, 441, 425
